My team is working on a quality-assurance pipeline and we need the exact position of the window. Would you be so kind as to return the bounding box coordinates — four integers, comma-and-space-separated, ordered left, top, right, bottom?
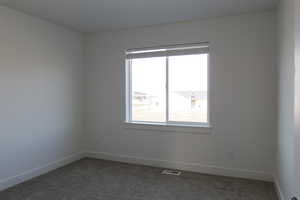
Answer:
125, 43, 209, 127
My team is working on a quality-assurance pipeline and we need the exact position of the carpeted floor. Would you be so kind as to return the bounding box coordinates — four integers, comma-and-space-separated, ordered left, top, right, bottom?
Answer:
0, 158, 278, 200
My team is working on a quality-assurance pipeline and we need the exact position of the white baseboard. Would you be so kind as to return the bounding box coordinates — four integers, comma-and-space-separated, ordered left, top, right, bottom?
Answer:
274, 178, 285, 200
0, 151, 276, 194
0, 152, 85, 191
86, 151, 273, 182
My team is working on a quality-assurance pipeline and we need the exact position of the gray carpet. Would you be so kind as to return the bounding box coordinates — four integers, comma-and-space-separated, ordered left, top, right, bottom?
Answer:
0, 158, 278, 200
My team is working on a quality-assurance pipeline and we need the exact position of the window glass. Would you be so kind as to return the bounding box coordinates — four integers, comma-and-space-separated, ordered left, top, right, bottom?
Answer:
168, 54, 208, 123
126, 44, 209, 126
131, 57, 166, 122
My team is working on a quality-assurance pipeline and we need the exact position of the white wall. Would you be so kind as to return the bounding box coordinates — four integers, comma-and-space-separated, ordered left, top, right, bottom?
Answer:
294, 0, 300, 197
85, 12, 277, 181
277, 0, 299, 199
277, 0, 295, 198
0, 6, 84, 190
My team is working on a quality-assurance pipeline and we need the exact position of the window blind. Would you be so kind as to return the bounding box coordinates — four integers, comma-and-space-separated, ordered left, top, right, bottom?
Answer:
126, 43, 209, 59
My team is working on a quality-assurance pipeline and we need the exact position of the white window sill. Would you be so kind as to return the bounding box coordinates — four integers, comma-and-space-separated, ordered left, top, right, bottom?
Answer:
122, 122, 212, 134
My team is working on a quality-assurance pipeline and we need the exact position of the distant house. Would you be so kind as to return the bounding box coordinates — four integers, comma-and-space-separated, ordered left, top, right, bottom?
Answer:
132, 91, 157, 109
172, 91, 207, 110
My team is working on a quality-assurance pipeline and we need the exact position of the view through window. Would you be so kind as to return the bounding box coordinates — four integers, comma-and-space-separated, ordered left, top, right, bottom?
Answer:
126, 44, 209, 125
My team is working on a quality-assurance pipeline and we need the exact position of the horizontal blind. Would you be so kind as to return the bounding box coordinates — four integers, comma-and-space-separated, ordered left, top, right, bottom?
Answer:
126, 43, 209, 59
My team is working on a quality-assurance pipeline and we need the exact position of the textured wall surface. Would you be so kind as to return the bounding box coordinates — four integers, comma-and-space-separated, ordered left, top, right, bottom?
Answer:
85, 12, 277, 180
0, 5, 84, 188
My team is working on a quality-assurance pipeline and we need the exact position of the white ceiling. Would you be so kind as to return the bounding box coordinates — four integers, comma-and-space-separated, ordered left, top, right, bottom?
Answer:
0, 0, 278, 33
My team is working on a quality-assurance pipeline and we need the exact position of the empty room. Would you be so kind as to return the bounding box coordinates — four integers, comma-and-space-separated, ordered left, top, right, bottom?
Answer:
0, 0, 299, 199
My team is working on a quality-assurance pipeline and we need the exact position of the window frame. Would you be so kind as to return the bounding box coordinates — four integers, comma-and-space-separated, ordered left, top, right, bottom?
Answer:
125, 43, 211, 128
